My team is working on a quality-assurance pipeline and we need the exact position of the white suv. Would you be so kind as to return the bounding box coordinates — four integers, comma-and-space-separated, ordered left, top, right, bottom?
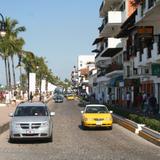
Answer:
9, 102, 55, 142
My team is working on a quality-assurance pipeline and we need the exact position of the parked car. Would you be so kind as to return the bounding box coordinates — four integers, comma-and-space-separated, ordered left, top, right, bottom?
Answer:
9, 102, 55, 142
54, 94, 63, 103
81, 104, 113, 129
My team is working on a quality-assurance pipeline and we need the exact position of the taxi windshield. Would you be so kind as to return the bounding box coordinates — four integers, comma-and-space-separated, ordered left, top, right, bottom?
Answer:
85, 106, 108, 113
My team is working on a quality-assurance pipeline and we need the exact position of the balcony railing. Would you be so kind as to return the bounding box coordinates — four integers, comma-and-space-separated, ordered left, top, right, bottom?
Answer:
106, 63, 123, 74
97, 69, 107, 77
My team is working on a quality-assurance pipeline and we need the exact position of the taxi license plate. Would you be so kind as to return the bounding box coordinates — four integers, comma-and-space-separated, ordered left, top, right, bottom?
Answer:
96, 121, 102, 125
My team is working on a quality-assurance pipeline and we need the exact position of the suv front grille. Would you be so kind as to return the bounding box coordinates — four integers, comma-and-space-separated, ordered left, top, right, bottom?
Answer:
20, 123, 42, 129
31, 123, 41, 129
20, 123, 29, 129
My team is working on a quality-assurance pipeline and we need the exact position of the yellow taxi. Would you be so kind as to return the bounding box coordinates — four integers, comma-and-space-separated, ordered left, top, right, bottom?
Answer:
66, 94, 75, 100
81, 104, 113, 129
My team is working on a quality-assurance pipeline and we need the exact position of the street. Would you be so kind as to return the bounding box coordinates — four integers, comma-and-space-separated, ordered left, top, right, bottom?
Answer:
0, 99, 159, 160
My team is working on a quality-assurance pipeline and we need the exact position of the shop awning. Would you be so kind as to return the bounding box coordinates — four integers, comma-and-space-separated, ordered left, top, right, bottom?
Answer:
109, 75, 123, 87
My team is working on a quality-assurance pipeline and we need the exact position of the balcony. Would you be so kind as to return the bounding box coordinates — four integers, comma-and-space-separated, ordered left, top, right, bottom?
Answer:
123, 46, 137, 62
99, 38, 123, 58
99, 0, 122, 17
99, 11, 123, 37
135, 0, 160, 25
134, 35, 160, 67
95, 57, 111, 68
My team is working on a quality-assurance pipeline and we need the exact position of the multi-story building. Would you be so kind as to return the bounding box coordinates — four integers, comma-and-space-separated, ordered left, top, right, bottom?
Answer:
117, 0, 160, 112
92, 0, 136, 104
77, 55, 95, 95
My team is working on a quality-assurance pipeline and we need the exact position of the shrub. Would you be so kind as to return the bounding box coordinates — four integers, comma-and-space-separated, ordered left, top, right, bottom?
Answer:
128, 114, 160, 132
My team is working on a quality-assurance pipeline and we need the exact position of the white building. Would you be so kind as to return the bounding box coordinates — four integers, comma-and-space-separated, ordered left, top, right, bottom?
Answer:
77, 54, 96, 95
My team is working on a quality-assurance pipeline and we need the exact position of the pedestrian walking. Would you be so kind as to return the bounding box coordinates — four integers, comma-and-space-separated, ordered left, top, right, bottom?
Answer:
30, 92, 33, 102
5, 91, 10, 106
148, 94, 157, 115
126, 92, 131, 109
142, 92, 147, 110
106, 93, 110, 105
143, 93, 151, 116
136, 93, 142, 111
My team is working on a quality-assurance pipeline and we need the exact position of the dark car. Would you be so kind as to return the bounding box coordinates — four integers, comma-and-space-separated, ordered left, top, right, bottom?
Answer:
54, 95, 63, 103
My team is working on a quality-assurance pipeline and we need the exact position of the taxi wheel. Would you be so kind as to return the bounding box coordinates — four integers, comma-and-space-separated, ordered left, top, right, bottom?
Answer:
108, 126, 112, 130
81, 122, 87, 130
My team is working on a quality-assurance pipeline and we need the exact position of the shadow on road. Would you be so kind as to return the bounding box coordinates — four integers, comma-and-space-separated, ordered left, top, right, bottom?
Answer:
8, 139, 52, 144
78, 125, 112, 131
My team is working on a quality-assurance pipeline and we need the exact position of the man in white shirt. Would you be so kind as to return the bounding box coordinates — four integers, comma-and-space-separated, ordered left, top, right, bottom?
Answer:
126, 92, 131, 108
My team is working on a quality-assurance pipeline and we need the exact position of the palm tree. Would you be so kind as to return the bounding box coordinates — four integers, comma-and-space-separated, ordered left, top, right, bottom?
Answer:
10, 37, 25, 89
0, 38, 10, 89
5, 17, 26, 89
0, 17, 26, 89
0, 49, 9, 88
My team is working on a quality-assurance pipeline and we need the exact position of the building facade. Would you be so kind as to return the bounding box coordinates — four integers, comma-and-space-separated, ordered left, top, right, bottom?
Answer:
91, 0, 136, 104
71, 55, 95, 95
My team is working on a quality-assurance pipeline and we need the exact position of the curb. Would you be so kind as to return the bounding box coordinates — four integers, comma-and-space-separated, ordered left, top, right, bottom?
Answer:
113, 114, 160, 146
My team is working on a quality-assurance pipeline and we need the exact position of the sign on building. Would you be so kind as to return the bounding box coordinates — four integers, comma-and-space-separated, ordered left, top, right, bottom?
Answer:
152, 63, 160, 76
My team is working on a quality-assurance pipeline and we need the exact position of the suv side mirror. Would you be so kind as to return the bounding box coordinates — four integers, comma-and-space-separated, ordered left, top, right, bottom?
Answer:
9, 113, 14, 117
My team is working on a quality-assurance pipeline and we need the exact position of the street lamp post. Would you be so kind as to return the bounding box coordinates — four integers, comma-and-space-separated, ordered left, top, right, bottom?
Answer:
0, 13, 6, 37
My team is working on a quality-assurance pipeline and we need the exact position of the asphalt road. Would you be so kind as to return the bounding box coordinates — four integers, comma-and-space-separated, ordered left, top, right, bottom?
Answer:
0, 99, 159, 160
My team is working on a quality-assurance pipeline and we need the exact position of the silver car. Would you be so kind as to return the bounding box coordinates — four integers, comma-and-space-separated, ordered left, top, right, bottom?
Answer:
9, 102, 55, 142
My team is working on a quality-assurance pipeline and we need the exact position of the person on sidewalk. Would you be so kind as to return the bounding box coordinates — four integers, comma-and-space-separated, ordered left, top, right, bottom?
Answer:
148, 94, 157, 115
142, 92, 147, 110
5, 91, 10, 107
136, 93, 142, 111
30, 92, 33, 102
106, 93, 110, 105
143, 93, 151, 116
126, 92, 131, 109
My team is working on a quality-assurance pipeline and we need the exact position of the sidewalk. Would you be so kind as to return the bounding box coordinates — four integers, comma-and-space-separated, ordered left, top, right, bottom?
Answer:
0, 100, 20, 135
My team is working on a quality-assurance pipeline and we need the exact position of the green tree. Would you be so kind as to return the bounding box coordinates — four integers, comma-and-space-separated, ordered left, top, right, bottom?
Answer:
0, 17, 26, 89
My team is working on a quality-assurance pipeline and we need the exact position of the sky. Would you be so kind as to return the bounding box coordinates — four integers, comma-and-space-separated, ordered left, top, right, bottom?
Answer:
0, 0, 101, 85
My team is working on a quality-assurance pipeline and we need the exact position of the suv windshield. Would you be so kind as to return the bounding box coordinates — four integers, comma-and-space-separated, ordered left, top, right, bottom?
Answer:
14, 106, 48, 116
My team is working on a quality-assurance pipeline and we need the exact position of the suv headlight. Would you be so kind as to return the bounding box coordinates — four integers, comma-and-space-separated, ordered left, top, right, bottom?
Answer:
41, 121, 49, 127
11, 122, 20, 128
